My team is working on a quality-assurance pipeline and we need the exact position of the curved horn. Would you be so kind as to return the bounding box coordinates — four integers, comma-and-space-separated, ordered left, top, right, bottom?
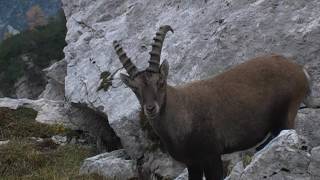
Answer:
147, 25, 174, 72
113, 40, 138, 77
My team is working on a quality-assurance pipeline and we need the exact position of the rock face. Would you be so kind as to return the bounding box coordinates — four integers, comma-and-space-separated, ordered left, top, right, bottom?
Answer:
296, 108, 320, 148
14, 54, 46, 99
39, 59, 67, 101
225, 130, 320, 180
60, 0, 320, 179
304, 59, 320, 99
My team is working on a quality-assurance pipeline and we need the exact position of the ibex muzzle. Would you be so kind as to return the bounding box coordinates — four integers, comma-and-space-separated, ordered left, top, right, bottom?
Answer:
113, 25, 311, 180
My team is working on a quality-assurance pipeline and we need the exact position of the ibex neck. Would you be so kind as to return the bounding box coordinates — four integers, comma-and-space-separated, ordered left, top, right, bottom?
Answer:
148, 85, 189, 153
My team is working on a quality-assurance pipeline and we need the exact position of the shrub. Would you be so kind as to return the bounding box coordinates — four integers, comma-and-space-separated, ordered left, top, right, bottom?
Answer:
0, 10, 67, 96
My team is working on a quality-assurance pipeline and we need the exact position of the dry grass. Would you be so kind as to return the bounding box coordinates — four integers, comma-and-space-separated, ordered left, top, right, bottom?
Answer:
0, 107, 104, 179
0, 107, 67, 140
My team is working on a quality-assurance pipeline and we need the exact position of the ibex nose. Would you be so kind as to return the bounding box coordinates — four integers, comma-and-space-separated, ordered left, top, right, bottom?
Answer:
146, 105, 156, 113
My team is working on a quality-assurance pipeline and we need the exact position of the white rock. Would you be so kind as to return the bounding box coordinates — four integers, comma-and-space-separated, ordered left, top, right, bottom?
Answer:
6, 25, 19, 35
40, 59, 67, 101
0, 98, 72, 127
226, 130, 314, 180
308, 146, 320, 177
296, 108, 320, 147
79, 149, 138, 179
0, 140, 10, 146
51, 135, 67, 145
174, 168, 188, 180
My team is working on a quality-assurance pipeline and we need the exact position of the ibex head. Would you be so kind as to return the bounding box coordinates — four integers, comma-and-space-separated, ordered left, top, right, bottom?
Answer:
114, 25, 173, 119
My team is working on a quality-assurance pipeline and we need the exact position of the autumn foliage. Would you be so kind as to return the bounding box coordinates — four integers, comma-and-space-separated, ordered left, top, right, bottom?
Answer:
26, 5, 48, 30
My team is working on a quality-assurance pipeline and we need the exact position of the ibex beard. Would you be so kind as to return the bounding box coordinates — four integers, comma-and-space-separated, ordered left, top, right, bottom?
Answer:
113, 25, 311, 180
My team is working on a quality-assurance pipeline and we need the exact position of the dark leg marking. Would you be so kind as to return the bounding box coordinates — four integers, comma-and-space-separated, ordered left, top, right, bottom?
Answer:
187, 164, 204, 180
203, 156, 223, 180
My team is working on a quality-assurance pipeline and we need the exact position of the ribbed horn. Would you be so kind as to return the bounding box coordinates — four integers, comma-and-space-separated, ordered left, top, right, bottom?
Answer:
147, 25, 174, 72
113, 40, 138, 77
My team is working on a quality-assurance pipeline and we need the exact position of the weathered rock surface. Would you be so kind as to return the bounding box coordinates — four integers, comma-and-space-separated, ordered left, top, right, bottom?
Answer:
309, 146, 320, 177
61, 0, 320, 178
0, 140, 10, 146
39, 59, 67, 101
141, 150, 185, 179
0, 98, 70, 126
14, 54, 46, 99
296, 108, 320, 148
79, 149, 139, 179
225, 130, 320, 180
304, 59, 320, 99
14, 75, 45, 99
51, 135, 67, 145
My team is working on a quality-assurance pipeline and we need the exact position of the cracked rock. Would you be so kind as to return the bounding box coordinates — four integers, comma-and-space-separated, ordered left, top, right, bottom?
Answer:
79, 149, 139, 179
225, 130, 320, 180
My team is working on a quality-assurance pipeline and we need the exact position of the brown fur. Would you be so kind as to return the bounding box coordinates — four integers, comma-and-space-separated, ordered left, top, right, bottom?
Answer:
146, 54, 309, 179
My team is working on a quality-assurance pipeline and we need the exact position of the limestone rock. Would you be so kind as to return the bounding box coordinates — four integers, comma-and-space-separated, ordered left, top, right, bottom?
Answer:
40, 59, 67, 101
304, 59, 320, 98
296, 108, 320, 147
51, 135, 67, 145
174, 169, 188, 180
309, 146, 320, 177
225, 130, 320, 180
0, 140, 10, 146
0, 98, 69, 125
79, 149, 139, 179
142, 150, 185, 179
14, 54, 46, 99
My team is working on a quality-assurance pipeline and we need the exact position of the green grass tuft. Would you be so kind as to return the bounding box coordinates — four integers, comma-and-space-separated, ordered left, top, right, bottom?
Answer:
0, 107, 104, 179
0, 139, 98, 179
0, 107, 69, 140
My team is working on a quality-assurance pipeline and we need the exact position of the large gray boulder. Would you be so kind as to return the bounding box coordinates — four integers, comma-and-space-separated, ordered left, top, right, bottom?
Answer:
61, 0, 320, 179
39, 59, 67, 101
226, 130, 320, 180
79, 149, 139, 179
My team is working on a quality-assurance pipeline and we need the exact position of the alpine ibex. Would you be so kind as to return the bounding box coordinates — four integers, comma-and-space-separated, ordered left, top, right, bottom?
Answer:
113, 25, 311, 180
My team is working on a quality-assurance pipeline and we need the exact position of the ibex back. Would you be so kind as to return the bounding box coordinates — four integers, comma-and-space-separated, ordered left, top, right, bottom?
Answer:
113, 25, 310, 180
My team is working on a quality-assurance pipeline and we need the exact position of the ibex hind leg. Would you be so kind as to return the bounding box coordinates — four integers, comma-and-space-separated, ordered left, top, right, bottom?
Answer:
203, 156, 223, 180
256, 101, 293, 151
187, 164, 204, 180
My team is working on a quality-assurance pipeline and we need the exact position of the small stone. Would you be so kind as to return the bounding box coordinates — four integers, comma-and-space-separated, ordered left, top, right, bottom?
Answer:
51, 135, 67, 145
79, 149, 138, 179
0, 140, 10, 146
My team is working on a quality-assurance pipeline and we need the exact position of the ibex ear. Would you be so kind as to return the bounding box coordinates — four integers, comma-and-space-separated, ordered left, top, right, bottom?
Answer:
160, 60, 169, 78
120, 73, 135, 88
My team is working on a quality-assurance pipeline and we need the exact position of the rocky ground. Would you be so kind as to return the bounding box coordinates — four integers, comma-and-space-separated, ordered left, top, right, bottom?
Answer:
1, 0, 320, 179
